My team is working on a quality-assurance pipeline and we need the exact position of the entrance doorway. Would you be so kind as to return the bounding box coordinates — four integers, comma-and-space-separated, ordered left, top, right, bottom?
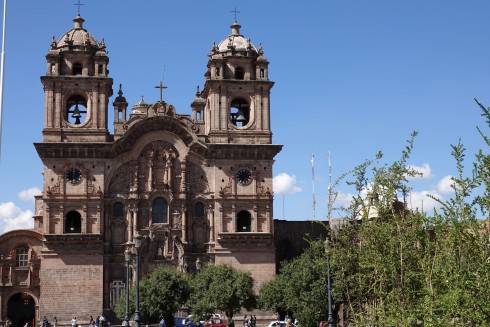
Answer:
7, 293, 36, 327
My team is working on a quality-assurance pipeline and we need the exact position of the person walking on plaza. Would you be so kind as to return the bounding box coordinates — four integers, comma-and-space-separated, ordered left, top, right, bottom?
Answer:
71, 317, 77, 327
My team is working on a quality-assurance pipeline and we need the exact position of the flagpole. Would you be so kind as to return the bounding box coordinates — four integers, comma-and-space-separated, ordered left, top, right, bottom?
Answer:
0, 0, 7, 160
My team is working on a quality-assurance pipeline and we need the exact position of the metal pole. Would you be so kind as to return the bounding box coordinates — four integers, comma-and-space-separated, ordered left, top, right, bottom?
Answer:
134, 247, 140, 327
124, 255, 130, 327
0, 0, 7, 160
327, 253, 333, 327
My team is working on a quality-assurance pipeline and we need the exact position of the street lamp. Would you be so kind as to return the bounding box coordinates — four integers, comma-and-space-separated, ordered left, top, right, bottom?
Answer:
195, 258, 201, 274
134, 234, 142, 327
124, 250, 132, 327
324, 237, 334, 327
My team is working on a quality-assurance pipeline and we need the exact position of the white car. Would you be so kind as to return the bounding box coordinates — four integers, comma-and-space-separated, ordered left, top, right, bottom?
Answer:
265, 321, 296, 327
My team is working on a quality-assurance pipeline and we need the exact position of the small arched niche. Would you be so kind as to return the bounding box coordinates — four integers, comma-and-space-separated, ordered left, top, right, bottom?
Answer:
72, 62, 83, 75
235, 67, 245, 80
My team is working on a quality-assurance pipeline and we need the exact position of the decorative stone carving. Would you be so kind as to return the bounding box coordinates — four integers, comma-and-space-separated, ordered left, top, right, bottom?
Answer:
172, 209, 182, 229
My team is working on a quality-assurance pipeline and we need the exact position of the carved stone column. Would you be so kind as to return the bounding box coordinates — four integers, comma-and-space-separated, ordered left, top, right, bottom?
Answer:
208, 204, 215, 242
181, 206, 187, 243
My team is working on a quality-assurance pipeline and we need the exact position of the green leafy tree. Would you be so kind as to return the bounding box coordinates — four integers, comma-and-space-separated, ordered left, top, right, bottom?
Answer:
259, 241, 329, 327
189, 264, 256, 326
115, 265, 191, 327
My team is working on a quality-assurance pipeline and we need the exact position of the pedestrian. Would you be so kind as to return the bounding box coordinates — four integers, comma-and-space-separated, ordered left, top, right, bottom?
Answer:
43, 316, 49, 327
99, 315, 106, 327
95, 316, 100, 327
159, 317, 166, 327
243, 316, 247, 327
71, 317, 77, 327
89, 316, 94, 327
53, 317, 58, 327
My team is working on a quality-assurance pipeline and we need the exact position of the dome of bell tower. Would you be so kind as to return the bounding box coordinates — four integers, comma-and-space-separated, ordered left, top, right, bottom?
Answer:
49, 14, 105, 54
215, 21, 258, 56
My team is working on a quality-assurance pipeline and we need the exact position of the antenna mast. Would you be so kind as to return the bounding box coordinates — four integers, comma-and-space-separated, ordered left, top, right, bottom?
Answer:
311, 153, 316, 220
327, 151, 333, 223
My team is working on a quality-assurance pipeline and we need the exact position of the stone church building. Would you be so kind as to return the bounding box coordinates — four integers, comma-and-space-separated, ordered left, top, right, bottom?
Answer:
0, 13, 284, 327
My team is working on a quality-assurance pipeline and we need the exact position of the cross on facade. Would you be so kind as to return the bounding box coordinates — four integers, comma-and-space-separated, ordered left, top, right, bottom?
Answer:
74, 0, 84, 14
230, 7, 240, 21
154, 81, 168, 102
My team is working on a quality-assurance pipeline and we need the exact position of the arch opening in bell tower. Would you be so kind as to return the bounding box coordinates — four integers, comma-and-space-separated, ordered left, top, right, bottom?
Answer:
65, 211, 82, 233
66, 95, 87, 125
236, 210, 251, 232
230, 98, 249, 127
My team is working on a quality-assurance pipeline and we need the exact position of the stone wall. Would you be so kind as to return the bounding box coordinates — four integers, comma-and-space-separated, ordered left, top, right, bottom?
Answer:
274, 219, 327, 272
39, 246, 103, 325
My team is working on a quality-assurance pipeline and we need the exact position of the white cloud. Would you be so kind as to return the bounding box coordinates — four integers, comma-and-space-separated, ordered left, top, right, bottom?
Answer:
333, 191, 355, 207
407, 163, 434, 180
0, 202, 34, 234
273, 173, 301, 194
437, 175, 455, 195
18, 187, 42, 202
407, 190, 443, 213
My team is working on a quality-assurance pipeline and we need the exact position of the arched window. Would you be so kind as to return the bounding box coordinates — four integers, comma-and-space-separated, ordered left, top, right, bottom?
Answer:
114, 202, 124, 218
73, 62, 83, 75
65, 211, 82, 233
235, 67, 244, 80
152, 197, 168, 224
194, 202, 205, 216
230, 98, 250, 127
15, 246, 29, 267
236, 210, 251, 232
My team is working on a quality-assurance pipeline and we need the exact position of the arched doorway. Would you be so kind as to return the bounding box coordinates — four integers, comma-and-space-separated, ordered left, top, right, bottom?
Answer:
7, 292, 36, 327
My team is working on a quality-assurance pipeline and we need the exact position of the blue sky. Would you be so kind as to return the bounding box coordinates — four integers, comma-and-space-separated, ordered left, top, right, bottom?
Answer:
1, 1, 490, 233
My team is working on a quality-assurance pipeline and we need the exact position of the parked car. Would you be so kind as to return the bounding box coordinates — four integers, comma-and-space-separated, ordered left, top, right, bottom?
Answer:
266, 321, 296, 327
203, 318, 227, 327
175, 317, 203, 327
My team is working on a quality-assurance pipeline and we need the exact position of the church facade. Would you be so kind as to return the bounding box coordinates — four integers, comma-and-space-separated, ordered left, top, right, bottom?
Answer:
0, 14, 281, 326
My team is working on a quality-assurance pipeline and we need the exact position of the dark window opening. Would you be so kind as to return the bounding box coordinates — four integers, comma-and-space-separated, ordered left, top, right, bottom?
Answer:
230, 98, 250, 127
237, 210, 251, 232
114, 202, 124, 218
194, 202, 205, 216
73, 62, 83, 75
235, 67, 245, 80
98, 64, 103, 75
152, 197, 168, 224
66, 95, 87, 125
65, 211, 82, 233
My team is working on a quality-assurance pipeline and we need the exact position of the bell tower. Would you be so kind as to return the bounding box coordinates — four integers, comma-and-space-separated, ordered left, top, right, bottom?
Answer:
202, 21, 273, 144
41, 14, 113, 142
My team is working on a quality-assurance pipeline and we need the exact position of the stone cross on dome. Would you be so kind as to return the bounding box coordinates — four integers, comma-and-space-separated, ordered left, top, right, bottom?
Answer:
154, 81, 168, 103
230, 6, 240, 21
74, 0, 84, 14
